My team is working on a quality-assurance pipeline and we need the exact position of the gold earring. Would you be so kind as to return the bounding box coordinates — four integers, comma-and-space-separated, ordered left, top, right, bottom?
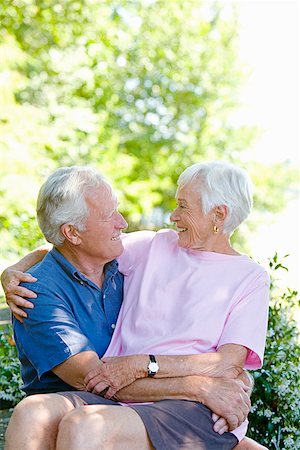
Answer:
213, 225, 219, 234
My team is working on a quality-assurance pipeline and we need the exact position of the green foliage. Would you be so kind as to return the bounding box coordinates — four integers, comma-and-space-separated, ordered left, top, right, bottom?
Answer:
248, 255, 300, 450
0, 326, 25, 405
0, 0, 297, 261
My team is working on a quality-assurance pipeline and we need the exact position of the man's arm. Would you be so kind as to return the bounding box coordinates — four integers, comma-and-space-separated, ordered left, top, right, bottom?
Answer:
52, 351, 103, 390
113, 374, 251, 433
1, 244, 51, 321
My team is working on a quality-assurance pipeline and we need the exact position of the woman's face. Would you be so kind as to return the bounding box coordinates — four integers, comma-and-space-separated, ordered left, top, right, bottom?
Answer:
170, 184, 214, 250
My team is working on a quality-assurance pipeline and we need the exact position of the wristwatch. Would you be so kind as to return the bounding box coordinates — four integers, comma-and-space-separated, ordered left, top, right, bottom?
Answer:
147, 354, 159, 377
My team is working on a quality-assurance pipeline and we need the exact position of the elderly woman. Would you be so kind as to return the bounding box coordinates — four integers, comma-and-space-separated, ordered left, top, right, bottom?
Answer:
3, 161, 269, 450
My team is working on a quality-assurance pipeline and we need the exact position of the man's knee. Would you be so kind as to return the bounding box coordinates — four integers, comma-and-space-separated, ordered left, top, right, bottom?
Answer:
8, 393, 73, 429
8, 395, 49, 426
57, 407, 103, 449
58, 407, 107, 436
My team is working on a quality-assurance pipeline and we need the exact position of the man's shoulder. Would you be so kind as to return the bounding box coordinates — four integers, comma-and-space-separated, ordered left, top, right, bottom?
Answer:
21, 251, 64, 292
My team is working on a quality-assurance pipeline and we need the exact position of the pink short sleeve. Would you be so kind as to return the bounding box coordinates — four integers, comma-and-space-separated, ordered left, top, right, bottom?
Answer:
118, 231, 155, 274
217, 271, 270, 369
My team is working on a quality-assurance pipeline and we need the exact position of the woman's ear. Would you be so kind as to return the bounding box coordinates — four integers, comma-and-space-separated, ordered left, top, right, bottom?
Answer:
214, 205, 228, 224
60, 224, 82, 245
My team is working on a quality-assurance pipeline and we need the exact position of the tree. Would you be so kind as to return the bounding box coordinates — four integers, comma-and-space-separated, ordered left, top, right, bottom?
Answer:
0, 0, 296, 259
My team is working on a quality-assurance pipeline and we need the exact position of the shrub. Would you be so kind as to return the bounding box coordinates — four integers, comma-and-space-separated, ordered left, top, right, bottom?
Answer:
248, 255, 300, 449
0, 325, 25, 406
0, 256, 299, 449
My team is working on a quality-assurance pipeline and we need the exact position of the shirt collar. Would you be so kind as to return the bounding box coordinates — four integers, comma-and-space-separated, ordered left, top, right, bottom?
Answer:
50, 247, 119, 283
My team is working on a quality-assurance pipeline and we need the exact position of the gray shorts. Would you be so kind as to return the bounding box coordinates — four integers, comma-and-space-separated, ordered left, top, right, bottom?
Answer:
58, 391, 238, 450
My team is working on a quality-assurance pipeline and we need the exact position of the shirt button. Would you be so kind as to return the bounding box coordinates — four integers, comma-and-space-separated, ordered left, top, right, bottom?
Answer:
103, 294, 106, 299
80, 281, 84, 285
111, 324, 116, 329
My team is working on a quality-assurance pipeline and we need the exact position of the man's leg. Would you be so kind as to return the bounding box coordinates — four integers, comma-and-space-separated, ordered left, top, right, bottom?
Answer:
235, 437, 269, 450
5, 393, 75, 450
56, 405, 154, 450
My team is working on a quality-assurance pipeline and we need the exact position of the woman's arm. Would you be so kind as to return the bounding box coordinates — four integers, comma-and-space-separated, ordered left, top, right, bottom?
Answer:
84, 344, 248, 397
0, 244, 51, 321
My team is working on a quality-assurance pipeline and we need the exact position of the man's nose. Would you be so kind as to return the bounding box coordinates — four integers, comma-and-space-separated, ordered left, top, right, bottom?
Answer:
117, 212, 128, 229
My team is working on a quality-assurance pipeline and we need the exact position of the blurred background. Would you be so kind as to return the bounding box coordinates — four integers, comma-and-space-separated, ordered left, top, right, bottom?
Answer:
0, 2, 299, 447
0, 0, 299, 290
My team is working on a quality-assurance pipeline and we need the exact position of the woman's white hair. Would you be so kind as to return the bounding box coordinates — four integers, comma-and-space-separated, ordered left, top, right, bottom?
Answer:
37, 166, 112, 246
177, 161, 253, 235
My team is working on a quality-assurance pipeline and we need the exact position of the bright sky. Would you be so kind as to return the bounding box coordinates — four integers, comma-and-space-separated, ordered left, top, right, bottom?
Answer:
236, 0, 299, 165
232, 0, 300, 293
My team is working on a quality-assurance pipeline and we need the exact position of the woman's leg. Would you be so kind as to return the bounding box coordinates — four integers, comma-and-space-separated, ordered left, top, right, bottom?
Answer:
234, 437, 269, 450
5, 394, 75, 450
56, 405, 154, 450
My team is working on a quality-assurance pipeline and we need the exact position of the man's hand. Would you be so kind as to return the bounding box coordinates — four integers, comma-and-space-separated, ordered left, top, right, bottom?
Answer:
84, 355, 147, 398
211, 369, 254, 434
187, 375, 251, 431
1, 268, 36, 322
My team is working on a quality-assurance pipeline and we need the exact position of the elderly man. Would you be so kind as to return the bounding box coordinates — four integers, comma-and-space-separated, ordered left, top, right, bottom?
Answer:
2, 166, 266, 450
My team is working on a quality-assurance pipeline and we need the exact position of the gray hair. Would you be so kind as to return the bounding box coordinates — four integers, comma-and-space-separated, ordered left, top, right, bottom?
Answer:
37, 166, 112, 246
177, 161, 253, 235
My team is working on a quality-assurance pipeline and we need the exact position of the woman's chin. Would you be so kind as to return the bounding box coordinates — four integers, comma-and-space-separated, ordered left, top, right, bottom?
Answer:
177, 234, 189, 248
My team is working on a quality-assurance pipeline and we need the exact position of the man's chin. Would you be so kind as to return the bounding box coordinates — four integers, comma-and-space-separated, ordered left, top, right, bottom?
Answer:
114, 242, 124, 257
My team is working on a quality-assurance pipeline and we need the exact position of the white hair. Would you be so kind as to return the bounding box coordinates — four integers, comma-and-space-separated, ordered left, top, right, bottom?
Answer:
37, 166, 112, 246
177, 161, 253, 235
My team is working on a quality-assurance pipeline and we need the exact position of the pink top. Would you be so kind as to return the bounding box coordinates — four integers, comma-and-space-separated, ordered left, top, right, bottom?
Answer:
105, 229, 270, 440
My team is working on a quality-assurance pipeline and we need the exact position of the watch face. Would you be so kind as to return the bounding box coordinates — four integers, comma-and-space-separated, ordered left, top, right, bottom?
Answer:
148, 362, 159, 373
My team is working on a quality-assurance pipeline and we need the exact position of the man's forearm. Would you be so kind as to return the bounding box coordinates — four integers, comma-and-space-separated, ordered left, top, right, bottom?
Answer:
52, 351, 102, 390
114, 374, 251, 432
113, 376, 198, 403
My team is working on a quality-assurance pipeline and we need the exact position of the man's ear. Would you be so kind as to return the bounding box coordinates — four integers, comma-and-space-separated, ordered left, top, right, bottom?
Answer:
60, 224, 82, 245
214, 205, 228, 225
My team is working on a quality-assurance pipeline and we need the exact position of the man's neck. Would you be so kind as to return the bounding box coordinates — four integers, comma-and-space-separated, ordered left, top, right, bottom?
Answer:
56, 245, 106, 288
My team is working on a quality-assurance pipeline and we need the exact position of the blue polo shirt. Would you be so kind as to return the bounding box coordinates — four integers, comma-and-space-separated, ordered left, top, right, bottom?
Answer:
13, 248, 123, 395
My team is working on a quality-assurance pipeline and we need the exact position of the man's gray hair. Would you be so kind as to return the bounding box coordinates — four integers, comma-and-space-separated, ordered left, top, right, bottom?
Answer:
37, 166, 111, 246
177, 161, 253, 235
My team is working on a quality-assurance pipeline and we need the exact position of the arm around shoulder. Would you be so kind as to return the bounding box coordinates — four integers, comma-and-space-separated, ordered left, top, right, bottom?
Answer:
1, 243, 52, 321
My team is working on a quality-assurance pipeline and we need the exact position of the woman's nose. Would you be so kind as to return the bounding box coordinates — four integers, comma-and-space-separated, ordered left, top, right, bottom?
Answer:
170, 209, 179, 222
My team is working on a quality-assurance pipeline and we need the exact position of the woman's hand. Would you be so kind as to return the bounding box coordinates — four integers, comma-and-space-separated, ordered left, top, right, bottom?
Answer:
1, 268, 37, 322
84, 355, 147, 399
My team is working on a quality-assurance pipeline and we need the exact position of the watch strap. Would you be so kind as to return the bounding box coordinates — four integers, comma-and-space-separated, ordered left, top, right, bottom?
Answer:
147, 354, 159, 377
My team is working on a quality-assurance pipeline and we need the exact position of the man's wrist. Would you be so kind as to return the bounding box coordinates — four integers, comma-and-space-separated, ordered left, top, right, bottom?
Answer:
185, 375, 212, 403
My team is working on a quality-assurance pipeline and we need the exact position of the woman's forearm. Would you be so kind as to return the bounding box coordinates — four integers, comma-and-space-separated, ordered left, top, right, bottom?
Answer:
5, 243, 52, 273
142, 344, 248, 379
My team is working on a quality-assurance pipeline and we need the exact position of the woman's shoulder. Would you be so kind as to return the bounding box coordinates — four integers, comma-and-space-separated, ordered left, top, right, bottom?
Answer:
121, 230, 156, 248
237, 255, 270, 286
121, 228, 177, 246
156, 228, 178, 241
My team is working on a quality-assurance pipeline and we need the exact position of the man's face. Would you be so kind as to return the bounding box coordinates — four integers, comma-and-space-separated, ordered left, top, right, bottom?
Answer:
78, 185, 128, 265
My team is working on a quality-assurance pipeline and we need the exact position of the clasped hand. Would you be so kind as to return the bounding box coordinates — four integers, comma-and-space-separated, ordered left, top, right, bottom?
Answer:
84, 355, 145, 399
